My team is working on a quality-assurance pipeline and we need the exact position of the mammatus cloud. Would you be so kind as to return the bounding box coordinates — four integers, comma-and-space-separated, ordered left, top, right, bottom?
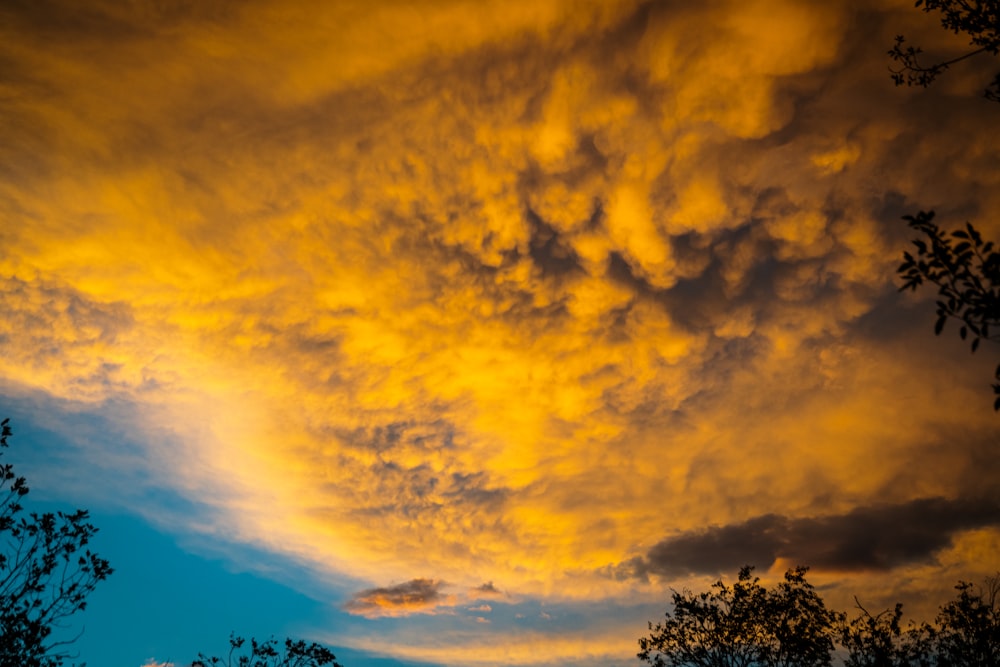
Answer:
2, 0, 1000, 665
344, 579, 454, 618
622, 496, 1000, 578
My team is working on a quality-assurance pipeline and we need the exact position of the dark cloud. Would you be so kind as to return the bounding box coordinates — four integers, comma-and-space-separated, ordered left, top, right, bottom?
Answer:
526, 208, 587, 280
644, 514, 786, 576
471, 581, 504, 597
344, 578, 449, 618
632, 497, 1000, 577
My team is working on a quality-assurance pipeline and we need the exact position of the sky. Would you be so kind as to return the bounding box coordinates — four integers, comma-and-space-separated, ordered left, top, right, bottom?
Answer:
1, 1, 999, 666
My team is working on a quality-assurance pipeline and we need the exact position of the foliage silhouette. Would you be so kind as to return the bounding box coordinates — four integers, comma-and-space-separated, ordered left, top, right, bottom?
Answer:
842, 575, 1000, 666
637, 566, 840, 667
889, 0, 1000, 102
640, 566, 1000, 667
0, 418, 113, 667
897, 210, 1000, 408
192, 634, 342, 667
931, 575, 1000, 666
840, 598, 933, 667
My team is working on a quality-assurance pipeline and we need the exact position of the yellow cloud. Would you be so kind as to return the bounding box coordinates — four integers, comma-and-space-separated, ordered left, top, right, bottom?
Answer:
2, 1, 999, 663
338, 624, 639, 667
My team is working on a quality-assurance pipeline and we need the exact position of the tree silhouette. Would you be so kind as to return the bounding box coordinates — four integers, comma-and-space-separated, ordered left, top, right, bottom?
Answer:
889, 0, 1000, 102
932, 575, 1000, 666
842, 574, 1000, 667
192, 634, 342, 667
0, 418, 113, 667
897, 210, 1000, 408
637, 566, 840, 667
840, 598, 933, 667
640, 566, 1000, 667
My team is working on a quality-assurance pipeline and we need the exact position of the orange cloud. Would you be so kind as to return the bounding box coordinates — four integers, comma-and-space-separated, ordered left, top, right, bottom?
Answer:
2, 1, 999, 664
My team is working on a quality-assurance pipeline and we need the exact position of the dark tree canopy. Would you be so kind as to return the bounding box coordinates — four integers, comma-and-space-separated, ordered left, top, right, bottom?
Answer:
637, 566, 840, 667
897, 211, 1000, 408
889, 0, 1000, 102
840, 599, 933, 667
932, 576, 1000, 666
842, 576, 1000, 667
639, 567, 1000, 667
193, 634, 343, 667
0, 418, 113, 667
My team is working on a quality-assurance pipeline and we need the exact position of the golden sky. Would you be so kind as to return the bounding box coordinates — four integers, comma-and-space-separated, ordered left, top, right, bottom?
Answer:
2, 1, 999, 665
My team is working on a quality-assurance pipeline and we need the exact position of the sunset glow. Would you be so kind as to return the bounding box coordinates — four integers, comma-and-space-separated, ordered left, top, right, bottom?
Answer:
2, 1, 999, 666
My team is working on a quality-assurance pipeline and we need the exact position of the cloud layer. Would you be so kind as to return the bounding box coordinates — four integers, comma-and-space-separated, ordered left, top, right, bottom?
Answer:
2, 1, 1000, 665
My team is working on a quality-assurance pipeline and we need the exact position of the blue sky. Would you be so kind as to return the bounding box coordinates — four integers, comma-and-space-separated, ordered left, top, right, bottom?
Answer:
5, 409, 335, 665
2, 1, 1000, 666
7, 404, 657, 666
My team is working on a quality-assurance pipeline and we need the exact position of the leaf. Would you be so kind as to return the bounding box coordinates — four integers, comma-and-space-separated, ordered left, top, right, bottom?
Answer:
968, 223, 982, 245
935, 314, 947, 335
